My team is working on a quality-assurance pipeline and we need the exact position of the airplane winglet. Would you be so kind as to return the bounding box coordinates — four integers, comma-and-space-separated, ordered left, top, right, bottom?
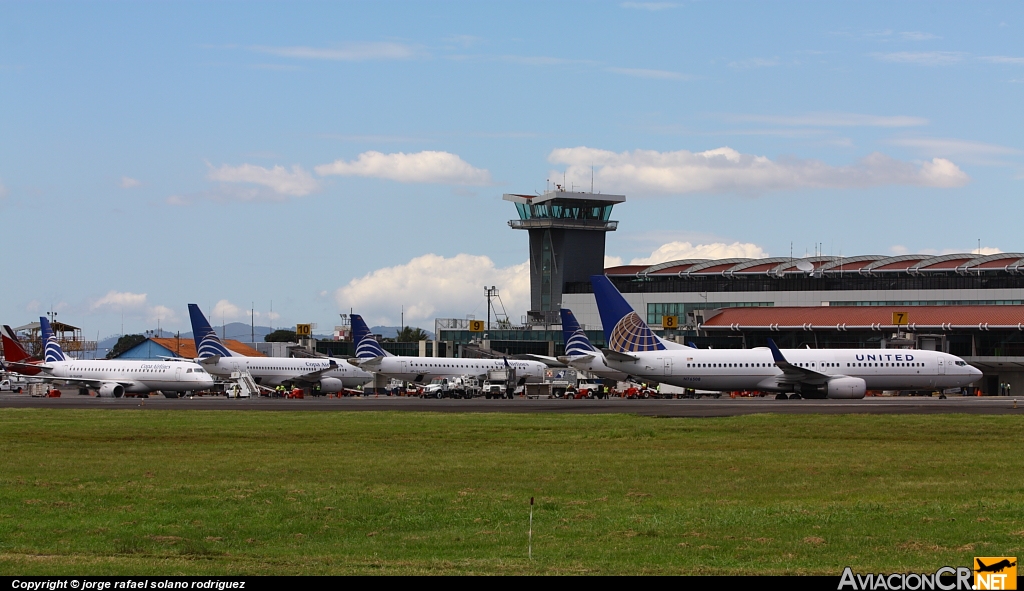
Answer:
766, 338, 787, 364
688, 341, 698, 349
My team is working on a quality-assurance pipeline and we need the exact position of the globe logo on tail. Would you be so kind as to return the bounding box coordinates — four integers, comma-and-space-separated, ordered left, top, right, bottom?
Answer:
609, 312, 666, 352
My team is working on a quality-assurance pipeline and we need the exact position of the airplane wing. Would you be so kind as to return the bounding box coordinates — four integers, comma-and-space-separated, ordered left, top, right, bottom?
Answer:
350, 356, 385, 370
198, 355, 222, 365
27, 374, 137, 389
512, 354, 567, 367
2, 360, 52, 372
288, 360, 339, 385
558, 354, 596, 364
601, 348, 639, 362
766, 339, 829, 385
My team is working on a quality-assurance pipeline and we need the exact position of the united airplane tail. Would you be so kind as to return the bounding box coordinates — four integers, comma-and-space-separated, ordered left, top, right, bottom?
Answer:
350, 314, 390, 359
590, 275, 666, 353
560, 309, 597, 356
187, 304, 233, 359
39, 317, 67, 362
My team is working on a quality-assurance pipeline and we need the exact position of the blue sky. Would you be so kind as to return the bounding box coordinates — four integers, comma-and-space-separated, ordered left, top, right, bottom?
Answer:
2, 1, 1022, 338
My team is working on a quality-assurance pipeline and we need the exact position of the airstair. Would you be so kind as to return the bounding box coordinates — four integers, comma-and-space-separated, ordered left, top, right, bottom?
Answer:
226, 370, 269, 398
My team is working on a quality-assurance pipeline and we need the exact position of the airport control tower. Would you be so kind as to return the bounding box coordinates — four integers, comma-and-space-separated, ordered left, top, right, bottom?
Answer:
505, 188, 625, 325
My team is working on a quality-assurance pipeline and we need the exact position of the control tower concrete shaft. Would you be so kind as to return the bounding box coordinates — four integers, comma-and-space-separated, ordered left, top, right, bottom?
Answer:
505, 189, 625, 325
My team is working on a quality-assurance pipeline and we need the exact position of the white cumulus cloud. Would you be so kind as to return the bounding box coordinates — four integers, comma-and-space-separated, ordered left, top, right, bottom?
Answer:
92, 291, 148, 310
629, 242, 769, 265
548, 146, 969, 195
90, 291, 178, 323
336, 254, 529, 326
207, 163, 320, 198
315, 151, 492, 185
211, 300, 244, 321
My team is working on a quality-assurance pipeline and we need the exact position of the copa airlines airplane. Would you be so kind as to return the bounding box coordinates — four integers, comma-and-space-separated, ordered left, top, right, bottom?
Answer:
558, 308, 630, 382
5, 317, 216, 397
590, 275, 983, 399
188, 304, 373, 391
348, 314, 549, 385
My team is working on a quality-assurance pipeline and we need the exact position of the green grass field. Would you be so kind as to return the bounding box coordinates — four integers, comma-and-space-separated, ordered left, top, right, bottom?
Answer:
1, 409, 1022, 575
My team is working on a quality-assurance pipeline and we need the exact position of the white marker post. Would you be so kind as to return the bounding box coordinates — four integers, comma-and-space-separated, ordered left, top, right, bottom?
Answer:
529, 497, 534, 560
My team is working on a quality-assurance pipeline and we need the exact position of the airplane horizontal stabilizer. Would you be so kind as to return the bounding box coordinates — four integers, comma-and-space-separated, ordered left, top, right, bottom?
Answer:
601, 348, 638, 362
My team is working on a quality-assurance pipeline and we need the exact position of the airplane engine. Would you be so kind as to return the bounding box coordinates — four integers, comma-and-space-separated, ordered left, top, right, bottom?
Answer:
98, 383, 125, 398
825, 377, 866, 399
318, 378, 344, 393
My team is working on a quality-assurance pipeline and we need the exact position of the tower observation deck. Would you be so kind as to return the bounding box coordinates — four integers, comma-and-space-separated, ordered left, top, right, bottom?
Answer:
505, 188, 625, 325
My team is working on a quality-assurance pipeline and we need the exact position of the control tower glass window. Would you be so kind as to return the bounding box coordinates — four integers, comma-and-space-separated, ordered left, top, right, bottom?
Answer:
514, 202, 613, 221
541, 230, 553, 310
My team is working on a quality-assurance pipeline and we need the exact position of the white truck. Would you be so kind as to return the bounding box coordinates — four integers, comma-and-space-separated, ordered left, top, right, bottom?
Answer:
422, 376, 480, 399
483, 368, 516, 399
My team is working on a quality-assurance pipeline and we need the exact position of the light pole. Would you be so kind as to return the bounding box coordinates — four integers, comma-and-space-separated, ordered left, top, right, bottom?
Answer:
484, 286, 499, 331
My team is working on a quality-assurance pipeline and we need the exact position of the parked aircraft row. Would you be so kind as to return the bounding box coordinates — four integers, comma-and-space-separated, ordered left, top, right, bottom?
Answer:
557, 276, 983, 399
2, 285, 983, 400
1, 317, 214, 397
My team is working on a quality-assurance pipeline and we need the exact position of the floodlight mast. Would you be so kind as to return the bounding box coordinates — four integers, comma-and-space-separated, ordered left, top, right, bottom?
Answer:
485, 286, 499, 331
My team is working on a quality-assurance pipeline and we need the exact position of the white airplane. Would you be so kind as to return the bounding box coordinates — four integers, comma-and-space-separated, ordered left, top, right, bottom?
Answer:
590, 275, 983, 399
557, 308, 630, 382
348, 314, 549, 387
4, 317, 216, 397
188, 304, 373, 392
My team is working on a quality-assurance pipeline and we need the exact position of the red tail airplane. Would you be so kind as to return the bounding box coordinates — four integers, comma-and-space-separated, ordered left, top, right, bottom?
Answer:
1, 325, 44, 376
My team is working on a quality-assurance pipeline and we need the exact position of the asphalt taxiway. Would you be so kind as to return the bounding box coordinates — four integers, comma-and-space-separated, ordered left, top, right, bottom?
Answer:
0, 393, 1021, 416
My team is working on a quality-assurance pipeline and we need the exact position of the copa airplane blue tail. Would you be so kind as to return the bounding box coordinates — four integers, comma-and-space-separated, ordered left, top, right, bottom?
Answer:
560, 308, 597, 356
350, 314, 390, 358
39, 317, 67, 362
590, 275, 667, 353
188, 304, 234, 359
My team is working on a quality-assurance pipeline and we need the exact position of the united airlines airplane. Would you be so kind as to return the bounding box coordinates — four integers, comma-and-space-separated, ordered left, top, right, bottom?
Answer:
188, 304, 372, 391
590, 275, 982, 399
348, 314, 548, 385
4, 317, 216, 397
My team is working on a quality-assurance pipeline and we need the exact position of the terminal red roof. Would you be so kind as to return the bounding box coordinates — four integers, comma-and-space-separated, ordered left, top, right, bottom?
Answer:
701, 306, 1024, 330
604, 265, 649, 275
602, 252, 1024, 277
651, 264, 700, 274
150, 337, 265, 358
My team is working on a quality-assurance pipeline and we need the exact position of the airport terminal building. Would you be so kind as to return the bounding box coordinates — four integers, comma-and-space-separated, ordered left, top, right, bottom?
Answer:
436, 189, 1024, 396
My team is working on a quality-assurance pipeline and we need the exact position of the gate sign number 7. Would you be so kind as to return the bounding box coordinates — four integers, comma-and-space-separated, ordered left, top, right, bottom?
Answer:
892, 312, 908, 325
